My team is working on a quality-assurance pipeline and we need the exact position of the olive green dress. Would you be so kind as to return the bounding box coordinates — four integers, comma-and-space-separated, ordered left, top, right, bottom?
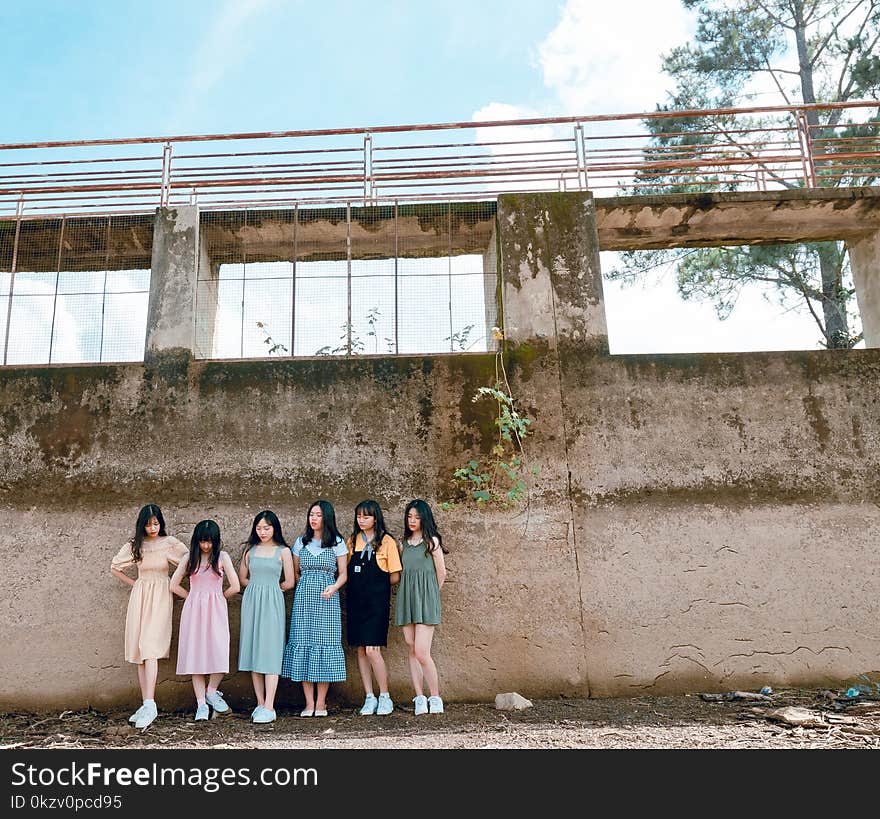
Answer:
394, 540, 441, 626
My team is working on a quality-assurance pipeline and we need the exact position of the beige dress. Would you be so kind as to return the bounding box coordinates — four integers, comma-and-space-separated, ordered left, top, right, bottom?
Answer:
111, 536, 189, 663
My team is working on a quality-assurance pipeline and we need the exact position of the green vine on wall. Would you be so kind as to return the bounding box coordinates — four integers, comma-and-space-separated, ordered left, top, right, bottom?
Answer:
442, 327, 538, 510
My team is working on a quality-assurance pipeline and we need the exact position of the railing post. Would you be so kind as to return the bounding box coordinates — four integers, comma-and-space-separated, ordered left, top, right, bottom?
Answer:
160, 142, 173, 206
394, 200, 400, 354
575, 123, 587, 191
2, 200, 23, 365
48, 215, 66, 364
346, 201, 352, 355
795, 110, 817, 189
363, 132, 373, 205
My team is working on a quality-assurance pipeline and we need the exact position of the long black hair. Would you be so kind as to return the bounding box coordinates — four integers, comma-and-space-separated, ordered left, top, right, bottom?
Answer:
349, 499, 393, 550
241, 510, 287, 560
130, 504, 166, 563
302, 499, 341, 549
403, 499, 448, 557
186, 519, 222, 576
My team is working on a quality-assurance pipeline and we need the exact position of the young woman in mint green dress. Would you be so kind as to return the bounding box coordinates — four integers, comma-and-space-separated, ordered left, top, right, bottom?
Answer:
394, 499, 448, 716
237, 510, 296, 724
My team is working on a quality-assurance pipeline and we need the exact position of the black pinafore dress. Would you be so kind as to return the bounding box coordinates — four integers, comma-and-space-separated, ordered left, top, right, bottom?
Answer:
345, 535, 391, 647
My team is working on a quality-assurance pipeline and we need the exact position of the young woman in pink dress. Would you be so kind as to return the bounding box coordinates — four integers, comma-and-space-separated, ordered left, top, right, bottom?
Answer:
170, 520, 240, 721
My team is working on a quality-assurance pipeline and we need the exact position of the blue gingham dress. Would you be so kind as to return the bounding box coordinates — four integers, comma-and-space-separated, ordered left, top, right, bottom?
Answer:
282, 539, 346, 682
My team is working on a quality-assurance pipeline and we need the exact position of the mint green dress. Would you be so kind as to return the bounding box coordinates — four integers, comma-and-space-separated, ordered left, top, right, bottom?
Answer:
238, 546, 286, 674
394, 540, 441, 626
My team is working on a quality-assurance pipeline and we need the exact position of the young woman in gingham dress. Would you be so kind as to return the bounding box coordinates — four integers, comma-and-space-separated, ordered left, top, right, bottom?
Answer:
281, 500, 348, 716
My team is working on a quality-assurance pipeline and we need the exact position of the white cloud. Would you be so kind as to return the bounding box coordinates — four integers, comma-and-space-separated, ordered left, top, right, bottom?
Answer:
472, 102, 583, 193
538, 0, 695, 115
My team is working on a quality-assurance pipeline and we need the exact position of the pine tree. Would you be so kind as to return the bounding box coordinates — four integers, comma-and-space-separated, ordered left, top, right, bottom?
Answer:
610, 0, 880, 348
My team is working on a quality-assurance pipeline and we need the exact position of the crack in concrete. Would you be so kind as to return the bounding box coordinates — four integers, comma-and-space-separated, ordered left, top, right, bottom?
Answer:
712, 645, 852, 666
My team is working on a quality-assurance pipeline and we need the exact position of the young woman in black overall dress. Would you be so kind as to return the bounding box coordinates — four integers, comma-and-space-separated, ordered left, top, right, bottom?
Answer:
345, 500, 401, 715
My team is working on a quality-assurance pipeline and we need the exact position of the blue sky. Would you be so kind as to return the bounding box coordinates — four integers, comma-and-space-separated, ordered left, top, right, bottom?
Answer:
1, 1, 560, 141
0, 0, 851, 354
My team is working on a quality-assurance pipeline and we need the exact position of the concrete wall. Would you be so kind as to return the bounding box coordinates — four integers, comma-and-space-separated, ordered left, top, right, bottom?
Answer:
1, 192, 879, 711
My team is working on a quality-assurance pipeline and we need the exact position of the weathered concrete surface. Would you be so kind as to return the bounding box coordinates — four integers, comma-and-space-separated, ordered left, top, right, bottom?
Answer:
200, 202, 496, 264
553, 351, 880, 695
0, 353, 585, 710
498, 192, 608, 351
580, 502, 880, 695
595, 187, 880, 249
848, 230, 880, 347
146, 207, 199, 361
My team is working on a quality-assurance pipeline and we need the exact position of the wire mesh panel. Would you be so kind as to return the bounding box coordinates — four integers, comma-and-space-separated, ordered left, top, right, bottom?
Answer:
396, 202, 454, 355
5, 218, 62, 364
52, 217, 106, 363
450, 202, 498, 352
0, 218, 18, 364
196, 202, 498, 359
294, 206, 349, 356
0, 214, 150, 365
349, 205, 397, 355
102, 215, 152, 362
197, 210, 246, 358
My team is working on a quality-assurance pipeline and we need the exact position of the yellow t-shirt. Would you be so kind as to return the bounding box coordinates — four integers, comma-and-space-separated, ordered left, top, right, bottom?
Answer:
346, 533, 402, 574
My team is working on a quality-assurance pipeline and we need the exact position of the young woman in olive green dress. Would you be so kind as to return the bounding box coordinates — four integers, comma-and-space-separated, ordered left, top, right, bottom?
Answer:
394, 499, 448, 715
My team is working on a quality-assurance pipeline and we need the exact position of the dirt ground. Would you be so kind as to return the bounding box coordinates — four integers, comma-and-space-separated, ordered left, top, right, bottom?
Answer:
3, 689, 879, 749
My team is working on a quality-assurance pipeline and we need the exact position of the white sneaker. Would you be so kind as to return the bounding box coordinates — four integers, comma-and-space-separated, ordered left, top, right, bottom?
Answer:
428, 695, 444, 714
376, 693, 394, 715
253, 706, 276, 724
359, 694, 378, 715
205, 691, 230, 713
128, 704, 147, 724
413, 695, 428, 716
194, 703, 210, 721
134, 701, 158, 729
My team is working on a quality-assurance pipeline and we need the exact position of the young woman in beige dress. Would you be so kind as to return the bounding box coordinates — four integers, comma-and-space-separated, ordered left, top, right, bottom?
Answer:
110, 504, 188, 729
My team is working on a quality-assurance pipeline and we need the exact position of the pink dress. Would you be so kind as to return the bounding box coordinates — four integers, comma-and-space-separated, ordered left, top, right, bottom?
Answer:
176, 561, 230, 675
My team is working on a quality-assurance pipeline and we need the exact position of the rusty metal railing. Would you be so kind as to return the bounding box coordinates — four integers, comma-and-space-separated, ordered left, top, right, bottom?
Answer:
0, 100, 877, 217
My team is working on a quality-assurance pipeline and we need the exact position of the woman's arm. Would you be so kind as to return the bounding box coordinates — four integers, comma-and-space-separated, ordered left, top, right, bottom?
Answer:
221, 552, 241, 598
169, 559, 189, 599
238, 550, 250, 589
431, 537, 447, 589
321, 555, 348, 599
110, 568, 136, 588
390, 571, 401, 586
279, 549, 296, 592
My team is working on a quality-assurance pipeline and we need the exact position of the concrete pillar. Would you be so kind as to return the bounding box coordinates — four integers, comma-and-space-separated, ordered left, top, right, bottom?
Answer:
496, 192, 607, 352
847, 231, 880, 348
493, 192, 611, 701
146, 206, 201, 362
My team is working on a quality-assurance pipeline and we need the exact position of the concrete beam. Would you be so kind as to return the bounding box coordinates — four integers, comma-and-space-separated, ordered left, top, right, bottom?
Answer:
200, 202, 497, 264
595, 188, 880, 250
848, 230, 880, 347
